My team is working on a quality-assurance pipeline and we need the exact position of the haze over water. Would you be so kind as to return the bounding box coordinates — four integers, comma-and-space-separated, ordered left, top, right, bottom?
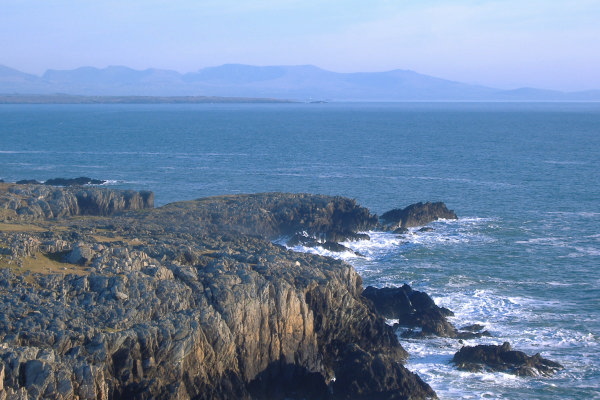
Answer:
1, 102, 599, 398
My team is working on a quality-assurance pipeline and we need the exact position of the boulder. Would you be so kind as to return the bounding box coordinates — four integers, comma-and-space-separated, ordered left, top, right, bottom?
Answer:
380, 202, 457, 230
452, 342, 563, 377
64, 243, 95, 265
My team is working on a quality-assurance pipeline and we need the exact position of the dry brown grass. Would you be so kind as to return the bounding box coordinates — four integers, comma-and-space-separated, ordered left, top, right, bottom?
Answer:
91, 234, 143, 246
0, 222, 47, 233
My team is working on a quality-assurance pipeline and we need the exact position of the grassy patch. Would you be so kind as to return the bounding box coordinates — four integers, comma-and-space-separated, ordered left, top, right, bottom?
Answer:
0, 252, 89, 276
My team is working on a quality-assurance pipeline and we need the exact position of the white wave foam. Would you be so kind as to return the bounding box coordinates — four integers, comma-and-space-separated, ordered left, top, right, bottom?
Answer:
0, 150, 45, 154
546, 211, 600, 218
100, 180, 122, 185
567, 246, 600, 257
544, 160, 589, 165
515, 236, 600, 257
281, 243, 362, 262
411, 175, 519, 189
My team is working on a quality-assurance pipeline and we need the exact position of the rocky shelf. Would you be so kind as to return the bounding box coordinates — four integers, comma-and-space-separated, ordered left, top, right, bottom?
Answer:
0, 186, 561, 399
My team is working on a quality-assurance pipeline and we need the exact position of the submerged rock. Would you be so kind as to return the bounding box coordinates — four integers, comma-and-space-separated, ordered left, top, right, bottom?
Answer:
452, 342, 563, 377
380, 202, 457, 230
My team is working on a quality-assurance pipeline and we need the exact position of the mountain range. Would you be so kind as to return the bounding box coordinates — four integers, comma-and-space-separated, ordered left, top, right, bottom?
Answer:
1, 64, 599, 101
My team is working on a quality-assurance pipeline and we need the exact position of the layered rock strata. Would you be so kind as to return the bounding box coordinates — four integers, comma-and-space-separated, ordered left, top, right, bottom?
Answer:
0, 188, 436, 400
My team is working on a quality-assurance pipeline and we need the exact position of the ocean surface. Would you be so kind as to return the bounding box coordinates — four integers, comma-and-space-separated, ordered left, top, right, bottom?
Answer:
1, 102, 599, 399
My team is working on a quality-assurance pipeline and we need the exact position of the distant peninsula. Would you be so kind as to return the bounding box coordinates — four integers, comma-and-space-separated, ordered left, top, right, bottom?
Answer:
0, 94, 294, 104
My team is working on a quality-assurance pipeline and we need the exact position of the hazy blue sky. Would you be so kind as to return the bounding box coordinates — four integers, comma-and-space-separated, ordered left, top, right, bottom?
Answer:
2, 0, 599, 91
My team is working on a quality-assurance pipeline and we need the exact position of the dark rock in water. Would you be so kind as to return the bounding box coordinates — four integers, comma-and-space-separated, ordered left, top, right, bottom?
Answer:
287, 232, 320, 247
460, 324, 486, 332
454, 323, 492, 340
392, 227, 409, 234
320, 241, 363, 256
363, 285, 457, 337
325, 231, 371, 243
381, 202, 458, 230
418, 227, 434, 232
452, 342, 564, 377
44, 177, 106, 186
16, 179, 42, 185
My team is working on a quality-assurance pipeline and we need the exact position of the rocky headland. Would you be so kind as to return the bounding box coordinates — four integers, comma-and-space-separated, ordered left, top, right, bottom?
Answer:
0, 185, 563, 399
0, 186, 439, 399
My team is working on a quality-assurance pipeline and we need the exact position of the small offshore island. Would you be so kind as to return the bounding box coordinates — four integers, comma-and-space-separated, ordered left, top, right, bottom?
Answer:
0, 182, 562, 399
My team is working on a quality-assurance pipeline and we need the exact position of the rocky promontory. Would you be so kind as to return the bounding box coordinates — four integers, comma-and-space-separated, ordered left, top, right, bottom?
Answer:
0, 187, 436, 399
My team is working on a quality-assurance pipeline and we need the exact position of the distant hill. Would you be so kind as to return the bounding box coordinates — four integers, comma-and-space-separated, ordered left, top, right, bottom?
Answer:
1, 64, 599, 101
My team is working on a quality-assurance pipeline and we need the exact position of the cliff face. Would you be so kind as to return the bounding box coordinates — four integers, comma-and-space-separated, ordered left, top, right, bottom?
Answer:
0, 188, 435, 399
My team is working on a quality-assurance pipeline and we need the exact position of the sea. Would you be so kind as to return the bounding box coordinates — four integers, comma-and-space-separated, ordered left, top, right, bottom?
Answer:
1, 102, 599, 399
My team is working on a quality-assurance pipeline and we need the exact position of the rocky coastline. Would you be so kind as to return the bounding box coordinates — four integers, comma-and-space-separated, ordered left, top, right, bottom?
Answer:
0, 184, 561, 399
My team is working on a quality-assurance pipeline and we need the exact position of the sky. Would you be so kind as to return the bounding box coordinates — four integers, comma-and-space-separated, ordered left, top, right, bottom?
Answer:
1, 0, 599, 91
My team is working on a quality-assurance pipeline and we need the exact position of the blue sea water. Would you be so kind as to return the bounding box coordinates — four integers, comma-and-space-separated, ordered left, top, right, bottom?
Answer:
1, 102, 599, 399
